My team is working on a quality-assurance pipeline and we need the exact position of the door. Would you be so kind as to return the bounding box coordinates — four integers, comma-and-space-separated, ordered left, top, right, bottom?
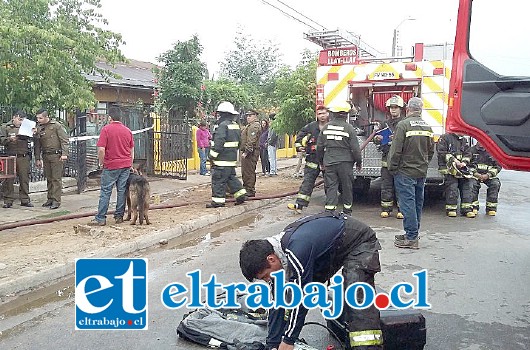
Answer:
447, 0, 530, 171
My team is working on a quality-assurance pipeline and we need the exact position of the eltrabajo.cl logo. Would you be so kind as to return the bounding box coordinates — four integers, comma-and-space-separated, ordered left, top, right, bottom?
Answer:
75, 258, 148, 330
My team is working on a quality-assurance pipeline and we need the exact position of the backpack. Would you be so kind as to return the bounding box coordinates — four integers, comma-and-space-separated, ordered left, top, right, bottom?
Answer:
176, 293, 319, 350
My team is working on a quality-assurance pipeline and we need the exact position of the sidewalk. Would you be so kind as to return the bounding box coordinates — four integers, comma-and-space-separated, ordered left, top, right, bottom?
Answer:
1, 157, 302, 225
0, 157, 303, 297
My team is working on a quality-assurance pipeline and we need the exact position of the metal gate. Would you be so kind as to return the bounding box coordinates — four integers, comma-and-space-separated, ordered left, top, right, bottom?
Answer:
64, 110, 88, 193
146, 109, 190, 180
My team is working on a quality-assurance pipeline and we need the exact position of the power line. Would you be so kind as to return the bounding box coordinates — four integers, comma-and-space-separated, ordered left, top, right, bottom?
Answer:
258, 0, 319, 31
274, 0, 327, 31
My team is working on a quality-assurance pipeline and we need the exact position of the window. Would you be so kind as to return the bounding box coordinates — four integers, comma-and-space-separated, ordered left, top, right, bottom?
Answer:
469, 0, 530, 76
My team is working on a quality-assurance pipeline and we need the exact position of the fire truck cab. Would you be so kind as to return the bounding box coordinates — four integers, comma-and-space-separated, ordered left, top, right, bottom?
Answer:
306, 30, 451, 193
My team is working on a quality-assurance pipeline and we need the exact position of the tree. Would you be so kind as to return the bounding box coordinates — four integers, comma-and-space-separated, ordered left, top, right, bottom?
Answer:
219, 28, 282, 86
201, 78, 250, 115
272, 53, 317, 135
155, 35, 207, 119
0, 0, 125, 112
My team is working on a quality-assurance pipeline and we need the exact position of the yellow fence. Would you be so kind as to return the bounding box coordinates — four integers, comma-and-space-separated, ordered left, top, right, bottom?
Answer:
151, 113, 297, 172
187, 126, 297, 172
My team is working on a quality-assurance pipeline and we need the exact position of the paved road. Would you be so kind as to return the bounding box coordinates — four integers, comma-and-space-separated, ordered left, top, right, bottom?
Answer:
0, 171, 529, 349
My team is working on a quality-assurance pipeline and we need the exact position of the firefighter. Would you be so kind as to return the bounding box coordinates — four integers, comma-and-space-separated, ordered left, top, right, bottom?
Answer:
206, 101, 247, 208
316, 102, 362, 214
240, 109, 262, 197
436, 133, 476, 218
373, 95, 405, 219
287, 105, 329, 212
470, 142, 501, 216
239, 211, 383, 350
0, 111, 35, 208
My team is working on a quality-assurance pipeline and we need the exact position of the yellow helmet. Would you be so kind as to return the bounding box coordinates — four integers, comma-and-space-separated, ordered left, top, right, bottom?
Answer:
328, 102, 351, 113
385, 95, 405, 108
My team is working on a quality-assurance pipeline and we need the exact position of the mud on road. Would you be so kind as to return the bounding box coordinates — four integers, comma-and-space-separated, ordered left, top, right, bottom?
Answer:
0, 174, 305, 298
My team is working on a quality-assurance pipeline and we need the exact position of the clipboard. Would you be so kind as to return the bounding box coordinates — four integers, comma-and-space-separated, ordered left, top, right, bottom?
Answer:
376, 127, 393, 145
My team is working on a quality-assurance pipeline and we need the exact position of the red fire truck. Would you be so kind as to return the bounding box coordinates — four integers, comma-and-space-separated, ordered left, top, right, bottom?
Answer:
305, 30, 451, 193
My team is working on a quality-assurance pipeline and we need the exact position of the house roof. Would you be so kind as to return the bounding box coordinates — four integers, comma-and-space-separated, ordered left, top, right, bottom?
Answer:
85, 59, 159, 90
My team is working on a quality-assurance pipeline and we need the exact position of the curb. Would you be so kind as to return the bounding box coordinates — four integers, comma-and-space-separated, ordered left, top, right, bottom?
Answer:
0, 197, 283, 297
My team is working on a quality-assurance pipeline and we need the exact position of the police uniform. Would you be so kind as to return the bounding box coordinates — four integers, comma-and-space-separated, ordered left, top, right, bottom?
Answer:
316, 114, 361, 213
265, 212, 382, 350
34, 120, 69, 207
291, 120, 323, 208
436, 133, 475, 217
207, 114, 247, 207
240, 119, 261, 196
470, 145, 501, 215
0, 122, 34, 206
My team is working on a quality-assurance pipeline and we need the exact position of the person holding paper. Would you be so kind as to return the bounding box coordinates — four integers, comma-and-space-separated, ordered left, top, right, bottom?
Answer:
373, 95, 405, 219
0, 111, 35, 208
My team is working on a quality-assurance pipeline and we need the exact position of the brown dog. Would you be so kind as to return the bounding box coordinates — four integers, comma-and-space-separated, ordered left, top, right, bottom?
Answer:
125, 167, 151, 225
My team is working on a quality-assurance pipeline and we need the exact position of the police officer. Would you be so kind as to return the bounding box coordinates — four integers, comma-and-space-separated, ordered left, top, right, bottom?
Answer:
239, 212, 383, 350
437, 133, 475, 218
34, 109, 69, 209
206, 101, 247, 208
316, 102, 362, 214
287, 105, 329, 212
240, 109, 262, 197
0, 111, 35, 208
470, 142, 502, 216
374, 95, 404, 219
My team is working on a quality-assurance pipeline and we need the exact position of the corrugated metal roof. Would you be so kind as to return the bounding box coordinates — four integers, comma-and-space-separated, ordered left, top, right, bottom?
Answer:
85, 59, 158, 89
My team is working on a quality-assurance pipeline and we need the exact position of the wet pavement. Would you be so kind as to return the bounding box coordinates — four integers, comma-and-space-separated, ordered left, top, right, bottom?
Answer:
0, 167, 529, 349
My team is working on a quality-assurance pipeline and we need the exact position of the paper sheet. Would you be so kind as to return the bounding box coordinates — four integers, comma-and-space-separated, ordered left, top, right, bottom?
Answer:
18, 118, 37, 137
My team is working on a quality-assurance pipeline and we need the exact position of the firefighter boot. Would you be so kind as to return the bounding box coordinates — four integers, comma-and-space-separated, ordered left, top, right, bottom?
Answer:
396, 212, 404, 219
234, 195, 247, 206
206, 202, 225, 208
447, 211, 457, 217
487, 210, 497, 216
380, 211, 390, 218
287, 203, 303, 214
465, 211, 476, 218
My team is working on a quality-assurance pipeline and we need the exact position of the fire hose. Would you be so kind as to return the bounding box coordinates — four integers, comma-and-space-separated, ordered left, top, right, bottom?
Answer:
0, 180, 325, 232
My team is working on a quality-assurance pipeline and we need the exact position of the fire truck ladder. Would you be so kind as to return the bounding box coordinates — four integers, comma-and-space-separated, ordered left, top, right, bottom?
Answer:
303, 29, 381, 58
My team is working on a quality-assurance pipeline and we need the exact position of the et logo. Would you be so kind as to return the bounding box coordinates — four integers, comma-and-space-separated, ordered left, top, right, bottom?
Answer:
75, 258, 148, 330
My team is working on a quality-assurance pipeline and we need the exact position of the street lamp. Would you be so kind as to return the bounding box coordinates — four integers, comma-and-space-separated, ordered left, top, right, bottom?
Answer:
392, 17, 416, 56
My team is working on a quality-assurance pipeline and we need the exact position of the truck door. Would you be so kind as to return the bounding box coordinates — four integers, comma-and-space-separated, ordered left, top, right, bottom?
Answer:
447, 0, 530, 170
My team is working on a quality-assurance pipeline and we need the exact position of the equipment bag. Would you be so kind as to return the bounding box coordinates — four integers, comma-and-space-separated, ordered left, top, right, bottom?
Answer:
177, 307, 268, 350
176, 294, 319, 350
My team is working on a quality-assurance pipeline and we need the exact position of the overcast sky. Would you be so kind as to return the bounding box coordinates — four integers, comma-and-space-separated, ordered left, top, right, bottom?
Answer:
98, 0, 459, 74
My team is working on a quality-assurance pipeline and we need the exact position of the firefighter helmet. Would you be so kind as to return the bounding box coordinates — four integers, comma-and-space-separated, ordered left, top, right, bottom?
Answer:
216, 101, 239, 115
328, 102, 351, 113
385, 95, 405, 108
449, 162, 473, 178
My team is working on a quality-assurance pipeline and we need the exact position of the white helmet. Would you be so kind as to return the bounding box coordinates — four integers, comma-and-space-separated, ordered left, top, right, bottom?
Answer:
328, 102, 351, 113
216, 101, 239, 115
385, 95, 405, 108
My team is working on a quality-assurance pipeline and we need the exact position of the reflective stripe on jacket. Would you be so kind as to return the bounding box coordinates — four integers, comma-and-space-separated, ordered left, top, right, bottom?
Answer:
387, 114, 434, 178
